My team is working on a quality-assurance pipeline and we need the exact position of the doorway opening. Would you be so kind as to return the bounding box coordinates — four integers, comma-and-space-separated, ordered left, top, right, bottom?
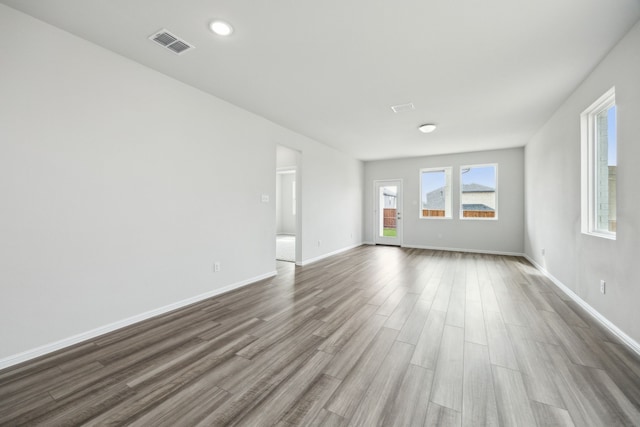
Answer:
276, 145, 301, 263
276, 168, 296, 262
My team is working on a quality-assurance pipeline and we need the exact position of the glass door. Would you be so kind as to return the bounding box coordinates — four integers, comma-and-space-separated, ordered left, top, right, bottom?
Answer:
374, 180, 403, 246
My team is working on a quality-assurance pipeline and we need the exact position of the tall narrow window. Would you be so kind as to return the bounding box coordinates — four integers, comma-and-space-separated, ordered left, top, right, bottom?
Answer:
420, 167, 452, 218
460, 164, 498, 219
581, 88, 616, 238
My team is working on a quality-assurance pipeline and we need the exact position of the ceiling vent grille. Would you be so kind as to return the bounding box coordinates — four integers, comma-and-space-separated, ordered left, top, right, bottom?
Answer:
149, 29, 194, 55
391, 102, 415, 113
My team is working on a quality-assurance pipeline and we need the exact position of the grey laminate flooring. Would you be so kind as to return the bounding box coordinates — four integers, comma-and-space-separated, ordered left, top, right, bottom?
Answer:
1, 246, 640, 426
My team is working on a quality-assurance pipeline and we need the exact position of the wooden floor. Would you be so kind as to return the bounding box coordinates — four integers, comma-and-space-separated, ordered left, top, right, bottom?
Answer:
2, 247, 640, 426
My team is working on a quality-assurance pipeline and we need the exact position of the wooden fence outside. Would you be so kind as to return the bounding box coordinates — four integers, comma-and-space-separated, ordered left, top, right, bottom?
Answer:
421, 209, 495, 218
383, 208, 396, 227
462, 211, 495, 218
422, 209, 445, 217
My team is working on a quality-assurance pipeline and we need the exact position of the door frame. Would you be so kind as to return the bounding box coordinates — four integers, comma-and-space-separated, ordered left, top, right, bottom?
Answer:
275, 144, 302, 265
373, 179, 403, 246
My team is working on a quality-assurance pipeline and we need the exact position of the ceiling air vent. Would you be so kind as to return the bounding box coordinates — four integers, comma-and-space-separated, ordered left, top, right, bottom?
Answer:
391, 102, 415, 113
149, 29, 194, 55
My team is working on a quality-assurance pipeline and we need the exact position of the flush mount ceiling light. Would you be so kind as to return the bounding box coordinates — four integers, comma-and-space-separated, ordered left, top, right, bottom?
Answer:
418, 124, 437, 133
209, 20, 234, 36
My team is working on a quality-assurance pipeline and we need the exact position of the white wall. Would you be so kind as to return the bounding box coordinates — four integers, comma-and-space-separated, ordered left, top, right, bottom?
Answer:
364, 148, 524, 254
0, 5, 363, 363
525, 20, 640, 345
276, 145, 299, 169
290, 140, 363, 262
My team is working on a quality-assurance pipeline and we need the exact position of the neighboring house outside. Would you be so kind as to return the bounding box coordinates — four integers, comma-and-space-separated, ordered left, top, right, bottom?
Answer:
461, 183, 495, 213
607, 165, 617, 232
423, 183, 495, 217
423, 187, 446, 217
383, 188, 397, 208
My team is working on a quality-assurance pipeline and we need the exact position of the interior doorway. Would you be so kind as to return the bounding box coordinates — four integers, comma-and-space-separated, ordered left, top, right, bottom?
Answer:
276, 145, 301, 263
276, 168, 296, 262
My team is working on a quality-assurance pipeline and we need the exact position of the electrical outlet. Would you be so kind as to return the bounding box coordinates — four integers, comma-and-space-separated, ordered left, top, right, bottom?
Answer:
600, 280, 606, 294
317, 240, 321, 247
541, 248, 545, 256
214, 262, 221, 272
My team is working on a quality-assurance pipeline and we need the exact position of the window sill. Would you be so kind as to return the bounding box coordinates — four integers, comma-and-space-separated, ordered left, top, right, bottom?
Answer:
582, 231, 616, 241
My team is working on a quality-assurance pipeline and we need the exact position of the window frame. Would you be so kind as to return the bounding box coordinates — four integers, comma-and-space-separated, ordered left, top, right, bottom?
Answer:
459, 163, 498, 221
580, 87, 616, 240
419, 167, 453, 219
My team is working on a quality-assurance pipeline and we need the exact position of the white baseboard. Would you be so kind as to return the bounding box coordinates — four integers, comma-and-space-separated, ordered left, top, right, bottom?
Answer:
299, 243, 363, 266
402, 244, 524, 257
0, 271, 277, 371
524, 255, 640, 357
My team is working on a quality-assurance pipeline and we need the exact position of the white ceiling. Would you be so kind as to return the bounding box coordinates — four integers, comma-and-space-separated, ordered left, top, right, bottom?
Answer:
3, 0, 639, 161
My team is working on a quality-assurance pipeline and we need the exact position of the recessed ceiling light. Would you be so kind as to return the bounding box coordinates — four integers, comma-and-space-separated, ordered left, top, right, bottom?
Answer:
210, 20, 233, 36
418, 124, 437, 133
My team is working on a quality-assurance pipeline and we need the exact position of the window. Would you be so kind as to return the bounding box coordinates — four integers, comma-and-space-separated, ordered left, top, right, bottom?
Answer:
460, 164, 497, 219
420, 167, 452, 218
581, 87, 616, 238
